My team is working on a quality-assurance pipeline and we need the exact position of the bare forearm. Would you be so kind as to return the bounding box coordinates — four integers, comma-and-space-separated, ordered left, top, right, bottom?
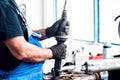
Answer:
4, 36, 53, 63
20, 43, 53, 62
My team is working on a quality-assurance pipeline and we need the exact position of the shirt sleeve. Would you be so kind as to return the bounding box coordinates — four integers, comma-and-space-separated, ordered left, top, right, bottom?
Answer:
0, 2, 24, 43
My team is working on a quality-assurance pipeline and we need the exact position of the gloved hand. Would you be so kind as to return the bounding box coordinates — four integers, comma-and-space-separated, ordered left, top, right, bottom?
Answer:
46, 19, 70, 38
50, 43, 67, 59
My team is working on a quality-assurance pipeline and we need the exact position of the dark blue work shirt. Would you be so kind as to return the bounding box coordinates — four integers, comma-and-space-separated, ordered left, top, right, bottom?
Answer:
0, 0, 25, 71
0, 0, 44, 80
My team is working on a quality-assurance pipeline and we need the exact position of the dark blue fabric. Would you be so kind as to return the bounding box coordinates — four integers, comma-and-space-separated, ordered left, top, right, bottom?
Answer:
0, 0, 24, 71
0, 0, 24, 43
0, 0, 44, 79
0, 33, 44, 80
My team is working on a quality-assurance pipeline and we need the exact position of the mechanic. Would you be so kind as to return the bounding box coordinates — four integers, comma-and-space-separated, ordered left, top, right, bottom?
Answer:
0, 0, 69, 80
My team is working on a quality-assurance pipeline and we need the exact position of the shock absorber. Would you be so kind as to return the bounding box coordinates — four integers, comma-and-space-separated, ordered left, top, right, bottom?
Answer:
51, 0, 69, 80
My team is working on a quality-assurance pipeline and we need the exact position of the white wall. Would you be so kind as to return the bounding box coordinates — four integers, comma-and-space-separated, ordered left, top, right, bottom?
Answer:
15, 0, 55, 30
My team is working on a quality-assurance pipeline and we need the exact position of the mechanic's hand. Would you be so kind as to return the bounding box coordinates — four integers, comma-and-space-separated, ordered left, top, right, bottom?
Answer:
50, 43, 67, 59
46, 19, 70, 38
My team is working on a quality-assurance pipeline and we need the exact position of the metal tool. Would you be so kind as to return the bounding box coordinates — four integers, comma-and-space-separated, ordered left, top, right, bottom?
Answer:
51, 0, 69, 80
81, 58, 120, 74
55, 0, 68, 43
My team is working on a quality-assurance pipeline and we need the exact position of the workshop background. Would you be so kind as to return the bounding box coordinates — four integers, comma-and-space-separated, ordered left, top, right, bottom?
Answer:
16, 0, 120, 80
